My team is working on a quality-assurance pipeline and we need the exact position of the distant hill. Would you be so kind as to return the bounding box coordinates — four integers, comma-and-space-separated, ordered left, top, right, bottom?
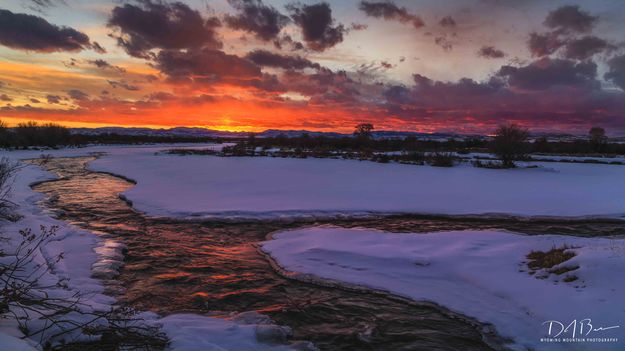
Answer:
70, 126, 489, 141
71, 126, 603, 142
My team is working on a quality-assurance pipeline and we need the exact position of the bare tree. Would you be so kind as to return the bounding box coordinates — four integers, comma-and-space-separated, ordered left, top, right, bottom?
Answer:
354, 123, 374, 139
491, 124, 529, 168
589, 126, 607, 152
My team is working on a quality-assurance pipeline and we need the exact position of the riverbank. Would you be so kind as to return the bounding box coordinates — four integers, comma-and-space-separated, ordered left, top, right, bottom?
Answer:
0, 145, 303, 350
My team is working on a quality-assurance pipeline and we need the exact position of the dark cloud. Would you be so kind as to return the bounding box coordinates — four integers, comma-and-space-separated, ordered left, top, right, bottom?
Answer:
359, 1, 424, 29
280, 69, 356, 99
478, 46, 506, 59
413, 73, 432, 88
544, 5, 597, 33
245, 50, 321, 70
0, 9, 98, 53
26, 0, 66, 13
155, 48, 261, 84
434, 36, 453, 51
0, 94, 12, 102
605, 55, 625, 90
528, 32, 563, 57
498, 58, 597, 91
91, 42, 106, 54
563, 36, 613, 60
439, 16, 456, 28
67, 89, 89, 101
288, 2, 346, 51
146, 91, 175, 102
108, 0, 222, 59
383, 85, 411, 104
29, 0, 58, 6
225, 0, 289, 41
90, 59, 110, 68
356, 61, 395, 81
107, 80, 140, 91
273, 34, 304, 51
88, 59, 126, 73
350, 23, 368, 31
30, 98, 40, 104
46, 95, 61, 104
369, 66, 625, 133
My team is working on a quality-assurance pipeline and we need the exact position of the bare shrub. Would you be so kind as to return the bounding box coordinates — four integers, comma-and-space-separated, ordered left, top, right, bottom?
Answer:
0, 157, 21, 220
491, 124, 529, 168
427, 152, 455, 167
0, 225, 168, 350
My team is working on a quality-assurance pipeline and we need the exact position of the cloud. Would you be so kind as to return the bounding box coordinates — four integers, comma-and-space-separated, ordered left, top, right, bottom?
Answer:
28, 0, 59, 6
478, 46, 506, 59
245, 50, 321, 70
544, 5, 597, 33
605, 55, 625, 90
498, 58, 597, 91
46, 95, 61, 104
225, 0, 289, 41
434, 36, 453, 51
0, 94, 12, 102
288, 2, 346, 51
273, 34, 304, 51
527, 32, 563, 57
439, 16, 456, 28
0, 9, 98, 53
88, 59, 126, 73
350, 23, 368, 31
67, 89, 89, 101
25, 0, 66, 13
155, 48, 261, 84
369, 64, 625, 133
563, 36, 614, 60
107, 80, 140, 91
359, 1, 424, 29
108, 0, 222, 59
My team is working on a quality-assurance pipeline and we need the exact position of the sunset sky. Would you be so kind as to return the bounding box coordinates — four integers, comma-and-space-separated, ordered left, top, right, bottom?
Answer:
1, 0, 624, 134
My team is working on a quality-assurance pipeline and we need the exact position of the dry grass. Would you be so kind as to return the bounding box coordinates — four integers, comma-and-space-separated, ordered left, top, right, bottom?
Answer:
526, 244, 580, 282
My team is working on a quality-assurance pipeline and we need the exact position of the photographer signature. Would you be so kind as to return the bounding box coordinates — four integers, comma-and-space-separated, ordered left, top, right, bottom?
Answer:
543, 319, 620, 338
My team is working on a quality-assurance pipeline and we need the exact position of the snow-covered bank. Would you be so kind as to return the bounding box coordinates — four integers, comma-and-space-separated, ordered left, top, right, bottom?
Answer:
89, 149, 625, 220
1, 145, 301, 350
262, 227, 625, 351
0, 161, 116, 349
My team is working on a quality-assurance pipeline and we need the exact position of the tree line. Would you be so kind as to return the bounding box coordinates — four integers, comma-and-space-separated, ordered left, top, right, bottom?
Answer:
0, 120, 219, 148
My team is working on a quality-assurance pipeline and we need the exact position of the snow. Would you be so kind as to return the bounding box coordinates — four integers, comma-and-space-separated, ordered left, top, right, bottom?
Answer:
4, 143, 625, 349
0, 144, 296, 351
262, 227, 625, 351
157, 313, 310, 351
0, 333, 39, 351
88, 148, 625, 219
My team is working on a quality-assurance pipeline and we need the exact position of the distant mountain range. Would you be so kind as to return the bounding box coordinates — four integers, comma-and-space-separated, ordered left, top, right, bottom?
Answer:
70, 126, 486, 141
71, 126, 617, 142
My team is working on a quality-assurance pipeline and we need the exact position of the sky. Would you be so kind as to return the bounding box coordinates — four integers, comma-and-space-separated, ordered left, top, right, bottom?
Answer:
0, 0, 624, 134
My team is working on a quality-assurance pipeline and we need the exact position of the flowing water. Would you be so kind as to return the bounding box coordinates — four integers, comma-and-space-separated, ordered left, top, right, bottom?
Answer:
29, 156, 625, 350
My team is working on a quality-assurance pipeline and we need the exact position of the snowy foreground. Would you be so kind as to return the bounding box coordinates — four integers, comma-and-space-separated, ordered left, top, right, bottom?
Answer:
262, 227, 625, 351
88, 147, 625, 219
0, 145, 300, 351
3, 144, 625, 350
